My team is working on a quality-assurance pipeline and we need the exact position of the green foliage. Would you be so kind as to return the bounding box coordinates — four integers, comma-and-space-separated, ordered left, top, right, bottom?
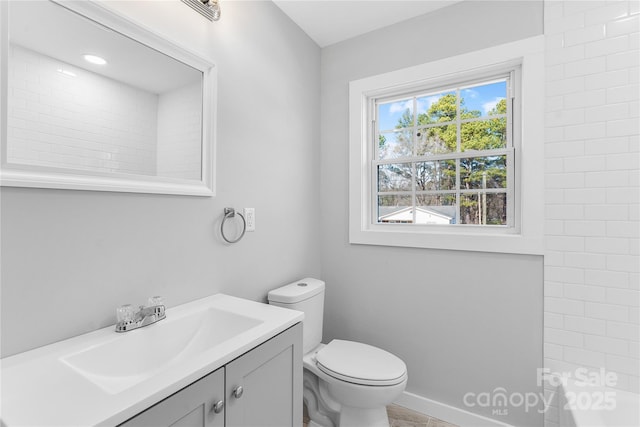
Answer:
378, 134, 386, 150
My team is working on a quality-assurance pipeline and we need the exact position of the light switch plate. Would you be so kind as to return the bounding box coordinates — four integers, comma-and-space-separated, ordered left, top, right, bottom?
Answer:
244, 208, 255, 231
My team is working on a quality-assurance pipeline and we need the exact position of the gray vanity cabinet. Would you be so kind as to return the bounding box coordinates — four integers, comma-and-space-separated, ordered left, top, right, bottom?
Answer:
119, 323, 302, 427
119, 368, 225, 427
225, 323, 303, 427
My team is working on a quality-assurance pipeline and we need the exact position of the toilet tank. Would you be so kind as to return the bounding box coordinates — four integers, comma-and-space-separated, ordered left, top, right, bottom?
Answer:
268, 278, 324, 354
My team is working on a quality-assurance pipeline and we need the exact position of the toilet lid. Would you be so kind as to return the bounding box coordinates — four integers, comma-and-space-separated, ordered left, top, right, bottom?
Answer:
315, 340, 407, 386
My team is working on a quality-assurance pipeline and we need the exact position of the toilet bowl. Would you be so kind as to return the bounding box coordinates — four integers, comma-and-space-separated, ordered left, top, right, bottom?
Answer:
268, 278, 407, 427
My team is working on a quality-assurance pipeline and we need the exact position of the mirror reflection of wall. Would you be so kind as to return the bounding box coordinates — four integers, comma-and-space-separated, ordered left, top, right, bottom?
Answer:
157, 82, 202, 180
6, 1, 204, 181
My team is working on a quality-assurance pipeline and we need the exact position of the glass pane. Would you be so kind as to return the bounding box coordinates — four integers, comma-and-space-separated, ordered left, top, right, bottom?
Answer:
378, 163, 412, 192
378, 195, 412, 223
460, 117, 507, 151
378, 98, 413, 131
460, 193, 479, 225
417, 124, 456, 155
415, 160, 456, 191
485, 193, 508, 225
460, 193, 507, 225
416, 194, 457, 225
378, 129, 412, 160
460, 155, 507, 190
460, 80, 507, 118
416, 91, 456, 125
7, 1, 204, 181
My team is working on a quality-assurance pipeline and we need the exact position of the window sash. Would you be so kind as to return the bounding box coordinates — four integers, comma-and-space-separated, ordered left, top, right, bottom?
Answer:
371, 148, 514, 227
370, 73, 516, 228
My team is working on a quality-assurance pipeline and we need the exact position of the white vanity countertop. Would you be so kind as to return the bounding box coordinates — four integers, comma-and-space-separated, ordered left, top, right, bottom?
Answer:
1, 294, 303, 426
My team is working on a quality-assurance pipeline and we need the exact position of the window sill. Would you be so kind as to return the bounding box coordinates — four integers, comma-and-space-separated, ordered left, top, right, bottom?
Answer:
349, 225, 543, 255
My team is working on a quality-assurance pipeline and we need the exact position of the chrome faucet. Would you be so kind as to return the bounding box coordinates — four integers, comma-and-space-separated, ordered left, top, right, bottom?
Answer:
115, 297, 166, 332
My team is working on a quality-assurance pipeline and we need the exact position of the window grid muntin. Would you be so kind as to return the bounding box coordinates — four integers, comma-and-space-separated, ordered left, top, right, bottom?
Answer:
373, 73, 513, 228
415, 114, 508, 132
380, 115, 509, 134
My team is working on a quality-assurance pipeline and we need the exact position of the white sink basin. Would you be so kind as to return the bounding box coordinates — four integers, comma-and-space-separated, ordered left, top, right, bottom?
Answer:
1, 294, 303, 427
61, 307, 262, 394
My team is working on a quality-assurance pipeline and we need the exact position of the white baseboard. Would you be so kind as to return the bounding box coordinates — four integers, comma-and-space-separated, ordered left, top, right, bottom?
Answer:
395, 391, 515, 427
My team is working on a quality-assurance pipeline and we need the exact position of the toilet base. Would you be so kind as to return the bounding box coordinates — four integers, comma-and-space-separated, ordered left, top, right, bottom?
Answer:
306, 402, 390, 427
303, 367, 396, 427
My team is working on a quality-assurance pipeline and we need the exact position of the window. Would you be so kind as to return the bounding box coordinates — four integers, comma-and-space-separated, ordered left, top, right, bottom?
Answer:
374, 75, 514, 227
349, 36, 544, 254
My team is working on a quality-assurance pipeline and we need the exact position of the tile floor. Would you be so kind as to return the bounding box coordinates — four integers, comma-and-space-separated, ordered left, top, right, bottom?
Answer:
303, 404, 459, 427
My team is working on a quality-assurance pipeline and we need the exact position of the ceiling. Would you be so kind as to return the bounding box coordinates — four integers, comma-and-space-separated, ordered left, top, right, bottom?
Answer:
272, 0, 462, 47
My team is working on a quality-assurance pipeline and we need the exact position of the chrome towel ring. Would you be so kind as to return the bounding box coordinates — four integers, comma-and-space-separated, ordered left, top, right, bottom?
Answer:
221, 207, 246, 244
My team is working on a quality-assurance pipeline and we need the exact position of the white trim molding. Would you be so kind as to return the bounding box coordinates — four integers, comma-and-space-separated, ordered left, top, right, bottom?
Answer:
349, 36, 544, 254
395, 391, 515, 427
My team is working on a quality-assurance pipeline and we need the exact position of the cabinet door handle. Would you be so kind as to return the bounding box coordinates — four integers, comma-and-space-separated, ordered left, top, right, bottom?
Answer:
232, 386, 243, 399
212, 400, 224, 414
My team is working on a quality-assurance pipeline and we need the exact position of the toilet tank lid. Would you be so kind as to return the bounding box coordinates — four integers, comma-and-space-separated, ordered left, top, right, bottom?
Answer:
268, 278, 325, 304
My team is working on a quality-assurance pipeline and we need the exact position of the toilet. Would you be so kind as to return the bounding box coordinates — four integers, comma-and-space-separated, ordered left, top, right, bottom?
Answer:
268, 278, 407, 427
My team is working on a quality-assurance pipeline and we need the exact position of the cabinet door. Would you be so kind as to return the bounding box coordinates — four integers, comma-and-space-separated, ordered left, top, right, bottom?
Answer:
225, 323, 302, 427
119, 368, 225, 427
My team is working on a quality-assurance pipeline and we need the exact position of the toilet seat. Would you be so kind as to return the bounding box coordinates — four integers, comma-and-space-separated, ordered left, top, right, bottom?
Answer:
315, 340, 407, 386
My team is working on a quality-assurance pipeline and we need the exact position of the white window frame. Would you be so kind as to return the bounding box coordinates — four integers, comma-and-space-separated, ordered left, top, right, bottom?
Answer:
349, 36, 544, 255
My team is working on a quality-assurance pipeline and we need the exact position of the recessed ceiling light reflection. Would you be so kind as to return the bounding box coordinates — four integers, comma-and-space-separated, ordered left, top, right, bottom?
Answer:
82, 54, 107, 65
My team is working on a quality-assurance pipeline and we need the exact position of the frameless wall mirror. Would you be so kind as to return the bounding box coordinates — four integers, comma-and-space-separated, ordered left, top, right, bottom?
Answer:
0, 0, 216, 196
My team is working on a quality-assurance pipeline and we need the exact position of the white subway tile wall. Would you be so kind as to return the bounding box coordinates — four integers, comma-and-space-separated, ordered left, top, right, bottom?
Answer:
543, 1, 639, 426
7, 44, 158, 176
157, 82, 202, 180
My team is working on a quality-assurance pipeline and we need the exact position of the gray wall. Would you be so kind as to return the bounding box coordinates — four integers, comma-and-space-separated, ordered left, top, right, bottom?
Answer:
319, 2, 545, 426
2, 1, 547, 426
1, 1, 321, 356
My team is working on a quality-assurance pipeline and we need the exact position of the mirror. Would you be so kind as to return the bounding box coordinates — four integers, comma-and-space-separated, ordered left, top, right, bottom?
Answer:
1, 0, 216, 196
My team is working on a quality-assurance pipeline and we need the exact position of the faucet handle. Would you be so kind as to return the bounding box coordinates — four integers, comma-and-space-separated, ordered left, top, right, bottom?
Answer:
116, 304, 135, 323
147, 296, 164, 307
